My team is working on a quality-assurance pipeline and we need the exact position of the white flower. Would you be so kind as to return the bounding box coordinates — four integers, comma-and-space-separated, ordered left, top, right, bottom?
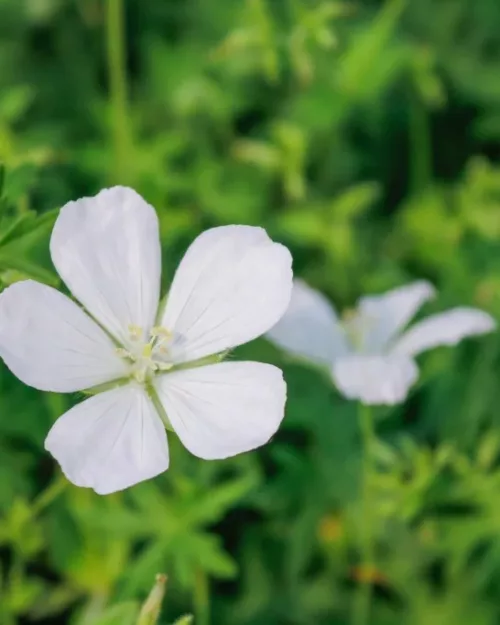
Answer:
0, 187, 293, 494
267, 280, 496, 406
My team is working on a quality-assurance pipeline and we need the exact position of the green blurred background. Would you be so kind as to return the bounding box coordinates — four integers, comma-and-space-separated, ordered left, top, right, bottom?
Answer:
1, 0, 500, 623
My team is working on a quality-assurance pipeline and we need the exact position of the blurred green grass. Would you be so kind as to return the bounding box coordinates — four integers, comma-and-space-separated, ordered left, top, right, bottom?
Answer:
1, 0, 500, 623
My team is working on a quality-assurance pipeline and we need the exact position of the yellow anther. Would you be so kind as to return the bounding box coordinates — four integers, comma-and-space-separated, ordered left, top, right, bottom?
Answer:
119, 325, 175, 384
128, 324, 143, 341
116, 347, 134, 360
150, 326, 172, 339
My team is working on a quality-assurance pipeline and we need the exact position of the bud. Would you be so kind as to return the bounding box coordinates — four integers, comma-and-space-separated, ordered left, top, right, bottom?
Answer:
173, 616, 194, 625
137, 574, 168, 625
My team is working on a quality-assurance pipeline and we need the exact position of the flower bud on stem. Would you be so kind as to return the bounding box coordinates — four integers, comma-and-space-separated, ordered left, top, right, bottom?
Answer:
137, 574, 168, 625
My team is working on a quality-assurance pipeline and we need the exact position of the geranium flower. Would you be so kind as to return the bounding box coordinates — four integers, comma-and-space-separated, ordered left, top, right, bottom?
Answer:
0, 187, 293, 494
267, 280, 496, 405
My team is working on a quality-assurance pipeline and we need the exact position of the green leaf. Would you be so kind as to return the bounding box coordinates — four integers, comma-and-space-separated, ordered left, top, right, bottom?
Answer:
0, 252, 57, 286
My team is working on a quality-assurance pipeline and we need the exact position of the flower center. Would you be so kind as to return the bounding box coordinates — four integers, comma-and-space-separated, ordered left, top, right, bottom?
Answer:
116, 325, 174, 384
341, 309, 376, 352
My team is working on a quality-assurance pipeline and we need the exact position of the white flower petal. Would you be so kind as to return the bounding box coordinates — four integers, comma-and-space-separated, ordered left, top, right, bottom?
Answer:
392, 308, 496, 357
358, 281, 436, 352
45, 385, 169, 495
161, 226, 293, 363
50, 187, 161, 346
332, 355, 418, 405
154, 362, 286, 459
0, 280, 127, 392
267, 279, 350, 365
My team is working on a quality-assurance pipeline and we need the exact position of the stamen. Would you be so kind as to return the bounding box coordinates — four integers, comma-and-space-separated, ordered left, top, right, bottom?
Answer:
150, 326, 172, 339
341, 308, 377, 351
116, 324, 174, 383
116, 347, 135, 360
128, 324, 143, 341
341, 309, 363, 349
150, 326, 173, 355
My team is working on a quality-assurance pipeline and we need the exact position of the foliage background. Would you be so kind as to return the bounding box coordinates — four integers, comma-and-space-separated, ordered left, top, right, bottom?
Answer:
1, 0, 500, 623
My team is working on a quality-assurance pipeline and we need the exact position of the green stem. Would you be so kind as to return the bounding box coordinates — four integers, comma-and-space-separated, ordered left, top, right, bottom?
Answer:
194, 568, 210, 625
32, 474, 67, 515
352, 402, 375, 625
106, 0, 132, 183
409, 87, 432, 196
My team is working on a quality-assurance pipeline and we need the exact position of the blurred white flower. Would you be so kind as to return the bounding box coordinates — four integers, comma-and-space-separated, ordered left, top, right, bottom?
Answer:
267, 280, 496, 406
0, 187, 293, 494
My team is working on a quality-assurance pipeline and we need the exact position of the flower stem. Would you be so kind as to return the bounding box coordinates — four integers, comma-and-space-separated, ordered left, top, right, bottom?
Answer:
32, 474, 67, 515
106, 0, 132, 183
194, 567, 210, 625
352, 402, 375, 625
409, 86, 432, 196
